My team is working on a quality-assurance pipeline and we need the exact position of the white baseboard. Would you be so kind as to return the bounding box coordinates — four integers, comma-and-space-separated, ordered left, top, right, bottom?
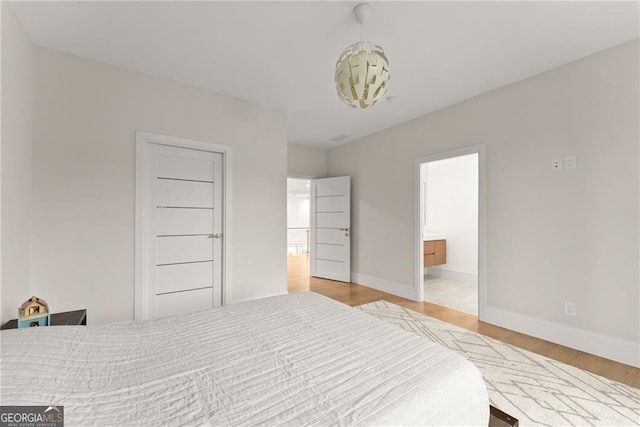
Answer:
352, 272, 416, 300
425, 267, 478, 284
485, 306, 640, 368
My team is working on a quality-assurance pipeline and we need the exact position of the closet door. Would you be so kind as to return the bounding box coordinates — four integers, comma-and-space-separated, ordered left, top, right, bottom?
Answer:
140, 143, 223, 319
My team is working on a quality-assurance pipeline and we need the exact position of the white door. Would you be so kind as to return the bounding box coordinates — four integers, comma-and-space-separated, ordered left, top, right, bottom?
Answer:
310, 176, 351, 282
138, 142, 223, 319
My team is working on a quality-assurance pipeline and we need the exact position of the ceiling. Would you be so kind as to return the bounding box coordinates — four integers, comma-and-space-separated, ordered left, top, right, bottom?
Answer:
11, 1, 639, 149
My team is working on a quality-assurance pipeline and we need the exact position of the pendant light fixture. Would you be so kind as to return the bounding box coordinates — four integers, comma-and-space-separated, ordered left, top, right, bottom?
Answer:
335, 3, 390, 109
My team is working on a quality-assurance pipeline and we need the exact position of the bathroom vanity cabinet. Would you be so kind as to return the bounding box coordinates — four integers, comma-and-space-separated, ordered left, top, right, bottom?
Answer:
424, 239, 446, 267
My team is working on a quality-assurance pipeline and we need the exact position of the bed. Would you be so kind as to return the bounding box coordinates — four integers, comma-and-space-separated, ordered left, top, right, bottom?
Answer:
1, 292, 489, 425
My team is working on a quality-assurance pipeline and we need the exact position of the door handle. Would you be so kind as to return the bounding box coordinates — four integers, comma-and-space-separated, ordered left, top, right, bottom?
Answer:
339, 228, 349, 237
209, 234, 222, 239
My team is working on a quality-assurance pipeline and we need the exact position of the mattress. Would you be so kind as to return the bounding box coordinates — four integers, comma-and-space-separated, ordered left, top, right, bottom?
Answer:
1, 292, 489, 426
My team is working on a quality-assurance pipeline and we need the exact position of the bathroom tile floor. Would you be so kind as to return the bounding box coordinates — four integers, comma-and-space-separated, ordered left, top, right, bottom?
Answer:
423, 275, 478, 316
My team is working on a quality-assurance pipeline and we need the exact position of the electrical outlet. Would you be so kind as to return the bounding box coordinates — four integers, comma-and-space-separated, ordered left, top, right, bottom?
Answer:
564, 156, 576, 170
564, 301, 576, 317
551, 158, 562, 171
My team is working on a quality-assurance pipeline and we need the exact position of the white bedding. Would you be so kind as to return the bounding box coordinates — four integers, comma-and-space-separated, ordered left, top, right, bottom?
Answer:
1, 292, 489, 426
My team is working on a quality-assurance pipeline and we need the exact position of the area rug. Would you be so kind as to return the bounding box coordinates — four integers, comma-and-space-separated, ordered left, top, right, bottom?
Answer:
356, 300, 640, 426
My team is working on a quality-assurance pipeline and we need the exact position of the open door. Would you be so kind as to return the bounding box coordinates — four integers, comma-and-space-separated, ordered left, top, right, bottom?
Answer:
310, 176, 351, 282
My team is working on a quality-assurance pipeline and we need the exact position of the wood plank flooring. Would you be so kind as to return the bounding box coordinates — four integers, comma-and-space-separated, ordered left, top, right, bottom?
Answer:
287, 255, 640, 389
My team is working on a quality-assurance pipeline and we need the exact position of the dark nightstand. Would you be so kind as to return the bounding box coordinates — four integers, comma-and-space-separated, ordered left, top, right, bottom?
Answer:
1, 309, 87, 330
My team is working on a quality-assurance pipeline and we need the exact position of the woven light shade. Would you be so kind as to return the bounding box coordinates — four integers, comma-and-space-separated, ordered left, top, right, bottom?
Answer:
335, 41, 390, 109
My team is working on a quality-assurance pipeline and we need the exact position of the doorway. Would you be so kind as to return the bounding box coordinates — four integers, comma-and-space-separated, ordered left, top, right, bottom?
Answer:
287, 175, 352, 289
287, 178, 311, 292
135, 132, 231, 320
422, 153, 478, 315
287, 177, 311, 256
414, 145, 486, 320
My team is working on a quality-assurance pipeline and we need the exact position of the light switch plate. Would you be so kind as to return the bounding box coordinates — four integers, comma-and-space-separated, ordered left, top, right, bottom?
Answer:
564, 301, 576, 317
564, 156, 576, 170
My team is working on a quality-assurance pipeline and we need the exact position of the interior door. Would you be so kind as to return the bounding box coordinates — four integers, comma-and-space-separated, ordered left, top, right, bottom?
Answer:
142, 143, 223, 318
310, 176, 351, 282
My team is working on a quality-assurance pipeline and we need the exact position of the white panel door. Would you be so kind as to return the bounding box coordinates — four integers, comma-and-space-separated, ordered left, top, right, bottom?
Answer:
310, 176, 351, 282
156, 287, 214, 317
141, 143, 223, 319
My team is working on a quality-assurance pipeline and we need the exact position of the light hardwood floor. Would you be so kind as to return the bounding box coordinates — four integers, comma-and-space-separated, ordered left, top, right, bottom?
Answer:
287, 254, 640, 389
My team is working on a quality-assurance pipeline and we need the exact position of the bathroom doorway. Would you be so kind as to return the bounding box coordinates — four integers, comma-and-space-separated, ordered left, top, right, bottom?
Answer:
414, 146, 486, 319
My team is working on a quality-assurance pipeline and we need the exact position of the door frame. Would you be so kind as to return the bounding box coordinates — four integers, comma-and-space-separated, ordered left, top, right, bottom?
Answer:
413, 144, 487, 320
134, 131, 232, 320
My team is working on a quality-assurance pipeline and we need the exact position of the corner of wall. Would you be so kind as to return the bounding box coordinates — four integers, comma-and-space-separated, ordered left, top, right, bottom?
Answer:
287, 143, 329, 178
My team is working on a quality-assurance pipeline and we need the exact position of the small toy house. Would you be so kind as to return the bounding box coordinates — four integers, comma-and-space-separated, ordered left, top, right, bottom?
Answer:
18, 296, 51, 328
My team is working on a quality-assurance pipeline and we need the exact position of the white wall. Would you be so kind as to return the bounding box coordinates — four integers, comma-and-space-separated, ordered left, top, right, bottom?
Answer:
423, 154, 478, 277
327, 40, 639, 366
287, 196, 310, 249
1, 3, 33, 323
287, 197, 310, 229
32, 47, 288, 325
287, 143, 328, 178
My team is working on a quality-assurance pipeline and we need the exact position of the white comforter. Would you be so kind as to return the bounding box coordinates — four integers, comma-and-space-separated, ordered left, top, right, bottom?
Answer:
1, 292, 488, 426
